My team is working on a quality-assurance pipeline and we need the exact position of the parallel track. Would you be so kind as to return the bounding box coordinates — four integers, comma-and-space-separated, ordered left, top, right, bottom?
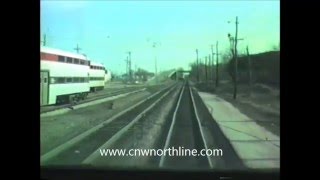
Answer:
41, 82, 179, 165
40, 87, 145, 114
41, 80, 246, 170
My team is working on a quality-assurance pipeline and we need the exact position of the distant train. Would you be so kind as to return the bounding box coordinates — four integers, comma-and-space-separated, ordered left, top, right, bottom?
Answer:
40, 46, 112, 106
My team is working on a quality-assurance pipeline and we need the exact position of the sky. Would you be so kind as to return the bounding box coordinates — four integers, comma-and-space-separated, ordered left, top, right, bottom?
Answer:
41, 0, 280, 75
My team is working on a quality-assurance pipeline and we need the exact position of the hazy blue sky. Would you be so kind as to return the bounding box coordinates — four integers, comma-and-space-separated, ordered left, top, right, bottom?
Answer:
41, 0, 280, 74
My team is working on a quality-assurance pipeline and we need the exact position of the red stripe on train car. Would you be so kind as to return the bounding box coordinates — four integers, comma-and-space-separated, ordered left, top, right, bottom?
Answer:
41, 52, 58, 61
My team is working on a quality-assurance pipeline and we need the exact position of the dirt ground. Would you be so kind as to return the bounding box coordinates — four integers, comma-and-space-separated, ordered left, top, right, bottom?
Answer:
196, 81, 280, 136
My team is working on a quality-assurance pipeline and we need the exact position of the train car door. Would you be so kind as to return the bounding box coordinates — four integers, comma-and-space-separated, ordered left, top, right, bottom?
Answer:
40, 71, 49, 106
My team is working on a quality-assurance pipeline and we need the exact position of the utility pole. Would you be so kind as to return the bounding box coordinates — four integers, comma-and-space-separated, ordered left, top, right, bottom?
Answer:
196, 49, 199, 83
125, 56, 129, 82
155, 56, 157, 82
128, 51, 132, 82
208, 55, 211, 82
233, 16, 239, 100
153, 42, 159, 84
205, 56, 208, 84
216, 41, 219, 87
199, 58, 202, 82
74, 44, 81, 54
246, 45, 252, 95
135, 64, 137, 81
41, 34, 47, 46
211, 45, 215, 83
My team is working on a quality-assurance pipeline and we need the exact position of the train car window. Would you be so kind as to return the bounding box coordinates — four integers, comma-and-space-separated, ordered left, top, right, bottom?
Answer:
73, 77, 80, 83
105, 70, 108, 74
74, 59, 79, 64
56, 77, 65, 84
44, 78, 47, 83
66, 77, 72, 83
58, 56, 65, 62
80, 60, 85, 65
67, 57, 72, 63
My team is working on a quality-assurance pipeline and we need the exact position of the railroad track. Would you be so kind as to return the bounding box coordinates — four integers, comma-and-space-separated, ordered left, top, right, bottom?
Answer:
41, 82, 175, 114
40, 87, 145, 114
41, 80, 246, 170
87, 82, 173, 101
158, 81, 246, 170
159, 81, 212, 169
41, 82, 179, 165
